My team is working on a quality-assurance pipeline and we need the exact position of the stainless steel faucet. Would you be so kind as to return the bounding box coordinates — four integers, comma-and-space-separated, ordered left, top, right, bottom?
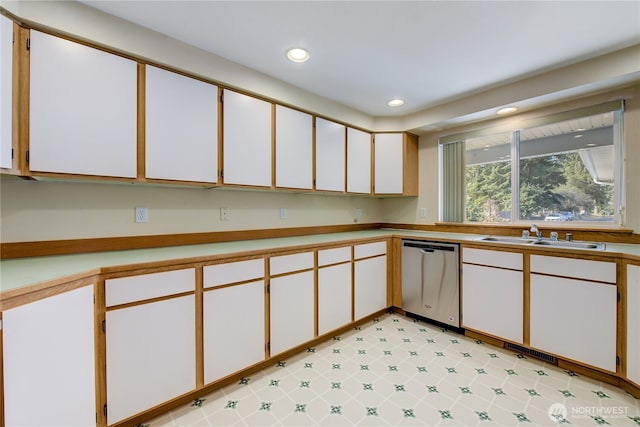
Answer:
530, 224, 542, 240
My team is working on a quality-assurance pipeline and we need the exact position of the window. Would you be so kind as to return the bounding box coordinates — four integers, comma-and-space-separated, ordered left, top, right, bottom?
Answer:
440, 101, 624, 225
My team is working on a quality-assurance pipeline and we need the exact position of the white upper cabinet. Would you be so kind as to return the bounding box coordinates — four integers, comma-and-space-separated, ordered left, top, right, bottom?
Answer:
315, 117, 345, 192
346, 127, 371, 194
628, 264, 640, 386
275, 105, 312, 189
374, 133, 403, 194
1, 15, 12, 169
222, 89, 272, 187
29, 31, 137, 177
145, 65, 218, 183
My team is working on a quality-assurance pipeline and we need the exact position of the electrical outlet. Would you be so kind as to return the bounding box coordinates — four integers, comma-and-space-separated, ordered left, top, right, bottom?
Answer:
135, 207, 148, 223
280, 207, 287, 220
419, 207, 427, 218
356, 208, 363, 218
220, 207, 230, 221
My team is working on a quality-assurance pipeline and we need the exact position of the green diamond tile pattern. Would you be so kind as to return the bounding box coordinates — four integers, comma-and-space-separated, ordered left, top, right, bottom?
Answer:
145, 313, 640, 426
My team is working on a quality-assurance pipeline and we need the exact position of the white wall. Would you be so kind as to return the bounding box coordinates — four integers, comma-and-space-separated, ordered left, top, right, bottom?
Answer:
0, 178, 382, 242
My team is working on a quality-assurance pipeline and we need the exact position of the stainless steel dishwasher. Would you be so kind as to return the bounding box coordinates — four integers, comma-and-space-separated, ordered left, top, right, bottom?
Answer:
401, 240, 460, 328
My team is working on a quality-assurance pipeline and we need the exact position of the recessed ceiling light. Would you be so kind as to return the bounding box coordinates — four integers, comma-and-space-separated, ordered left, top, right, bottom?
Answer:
587, 143, 596, 146
286, 48, 310, 63
387, 98, 405, 107
574, 134, 583, 138
496, 106, 518, 115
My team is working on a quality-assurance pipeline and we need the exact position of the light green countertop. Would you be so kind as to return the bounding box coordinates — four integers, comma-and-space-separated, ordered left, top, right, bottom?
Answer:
1, 229, 639, 294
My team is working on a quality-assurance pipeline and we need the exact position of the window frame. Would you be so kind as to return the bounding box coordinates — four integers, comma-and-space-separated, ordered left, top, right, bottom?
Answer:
439, 100, 625, 226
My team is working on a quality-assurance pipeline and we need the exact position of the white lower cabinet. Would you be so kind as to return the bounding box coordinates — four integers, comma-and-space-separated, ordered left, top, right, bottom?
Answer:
627, 264, 640, 385
461, 248, 523, 344
270, 270, 315, 355
354, 244, 387, 320
2, 286, 96, 427
461, 264, 523, 343
318, 263, 352, 334
105, 268, 196, 424
203, 281, 265, 383
530, 274, 617, 372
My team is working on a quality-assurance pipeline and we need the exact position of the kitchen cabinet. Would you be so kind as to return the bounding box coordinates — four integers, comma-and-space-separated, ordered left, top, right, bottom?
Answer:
461, 248, 523, 344
203, 259, 265, 384
145, 65, 218, 183
29, 30, 137, 178
269, 252, 315, 355
1, 15, 12, 170
373, 132, 418, 196
374, 133, 403, 194
354, 241, 387, 320
2, 285, 96, 427
315, 117, 346, 192
275, 105, 313, 189
318, 246, 352, 335
222, 89, 272, 187
530, 255, 617, 372
105, 269, 196, 424
628, 263, 640, 385
346, 127, 371, 194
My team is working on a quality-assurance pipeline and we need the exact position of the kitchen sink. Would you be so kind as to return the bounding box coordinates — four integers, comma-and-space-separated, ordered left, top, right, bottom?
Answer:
480, 236, 536, 244
532, 240, 605, 250
478, 236, 605, 250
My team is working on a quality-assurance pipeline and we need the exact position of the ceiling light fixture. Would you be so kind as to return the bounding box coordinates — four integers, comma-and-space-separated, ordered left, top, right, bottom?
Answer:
574, 134, 583, 138
496, 106, 518, 115
286, 48, 310, 63
387, 98, 405, 107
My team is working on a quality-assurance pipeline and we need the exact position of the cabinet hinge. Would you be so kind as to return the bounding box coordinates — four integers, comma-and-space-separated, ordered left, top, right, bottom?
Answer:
266, 342, 270, 353
26, 37, 30, 51
11, 147, 14, 159
617, 292, 621, 302
266, 283, 270, 293
0, 319, 3, 330
219, 93, 224, 103
616, 355, 620, 365
25, 150, 29, 163
102, 319, 106, 333
103, 404, 107, 417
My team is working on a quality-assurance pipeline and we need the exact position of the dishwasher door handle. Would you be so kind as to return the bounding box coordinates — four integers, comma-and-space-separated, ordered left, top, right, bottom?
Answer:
420, 248, 435, 254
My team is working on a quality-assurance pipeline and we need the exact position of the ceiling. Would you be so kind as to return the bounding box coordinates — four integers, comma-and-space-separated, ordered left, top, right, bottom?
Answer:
78, 1, 640, 120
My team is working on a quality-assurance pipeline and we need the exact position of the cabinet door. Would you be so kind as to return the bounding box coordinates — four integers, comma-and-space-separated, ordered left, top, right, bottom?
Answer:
29, 31, 137, 177
145, 65, 218, 183
354, 255, 387, 320
275, 105, 312, 189
318, 262, 352, 335
315, 117, 345, 192
222, 89, 272, 186
1, 15, 12, 169
3, 286, 96, 427
530, 274, 616, 371
462, 264, 523, 343
346, 127, 371, 194
204, 281, 265, 383
628, 264, 640, 385
374, 133, 403, 194
270, 271, 315, 355
106, 295, 196, 424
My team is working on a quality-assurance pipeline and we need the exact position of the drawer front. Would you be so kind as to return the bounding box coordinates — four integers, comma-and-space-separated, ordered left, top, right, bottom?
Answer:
106, 268, 195, 307
530, 255, 616, 283
462, 247, 522, 270
354, 241, 386, 259
270, 251, 314, 275
318, 246, 351, 266
203, 259, 264, 289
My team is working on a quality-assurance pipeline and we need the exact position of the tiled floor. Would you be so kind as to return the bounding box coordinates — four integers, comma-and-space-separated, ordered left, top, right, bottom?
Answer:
145, 313, 640, 426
